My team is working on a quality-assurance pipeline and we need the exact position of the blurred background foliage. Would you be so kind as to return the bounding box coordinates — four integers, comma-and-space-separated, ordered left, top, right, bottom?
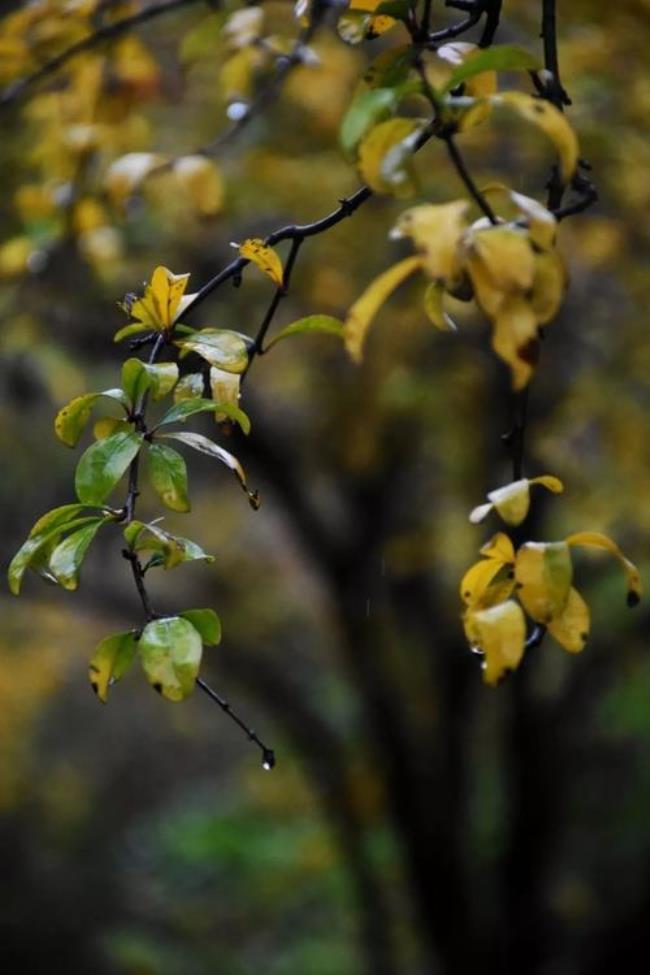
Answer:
1, 1, 649, 973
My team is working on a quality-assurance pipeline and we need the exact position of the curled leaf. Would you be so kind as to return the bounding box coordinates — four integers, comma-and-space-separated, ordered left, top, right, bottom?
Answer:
491, 91, 579, 183
565, 531, 642, 607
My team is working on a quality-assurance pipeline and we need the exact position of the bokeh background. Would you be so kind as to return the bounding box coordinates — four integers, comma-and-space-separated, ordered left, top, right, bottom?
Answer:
1, 1, 649, 973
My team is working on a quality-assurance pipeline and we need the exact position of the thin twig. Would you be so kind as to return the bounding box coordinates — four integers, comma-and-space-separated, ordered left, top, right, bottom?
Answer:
197, 677, 276, 768
444, 135, 498, 223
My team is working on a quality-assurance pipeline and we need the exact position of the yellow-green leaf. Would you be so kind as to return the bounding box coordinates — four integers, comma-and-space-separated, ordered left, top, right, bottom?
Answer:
88, 631, 138, 702
491, 296, 540, 390
515, 541, 573, 623
265, 315, 345, 350
139, 616, 202, 701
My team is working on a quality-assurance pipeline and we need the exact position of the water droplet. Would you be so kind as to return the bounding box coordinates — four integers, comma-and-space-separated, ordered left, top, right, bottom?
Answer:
262, 749, 275, 771
470, 645, 484, 656
227, 101, 249, 122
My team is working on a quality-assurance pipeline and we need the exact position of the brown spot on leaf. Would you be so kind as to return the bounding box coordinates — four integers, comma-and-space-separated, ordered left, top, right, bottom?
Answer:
517, 337, 540, 367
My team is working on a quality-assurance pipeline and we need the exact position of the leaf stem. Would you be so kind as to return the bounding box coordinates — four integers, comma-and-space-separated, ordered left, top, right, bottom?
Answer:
444, 134, 498, 223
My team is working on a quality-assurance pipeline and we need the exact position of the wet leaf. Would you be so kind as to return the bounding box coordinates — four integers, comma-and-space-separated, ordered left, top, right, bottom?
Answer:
88, 631, 138, 702
238, 238, 284, 287
179, 608, 222, 646
147, 442, 190, 513
139, 616, 202, 701
209, 367, 241, 422
460, 557, 506, 606
480, 532, 516, 564
75, 430, 143, 504
565, 531, 643, 606
344, 255, 422, 361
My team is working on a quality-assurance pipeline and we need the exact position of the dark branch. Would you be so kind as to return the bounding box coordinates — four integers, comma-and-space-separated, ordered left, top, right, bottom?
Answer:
444, 134, 498, 223
196, 676, 276, 769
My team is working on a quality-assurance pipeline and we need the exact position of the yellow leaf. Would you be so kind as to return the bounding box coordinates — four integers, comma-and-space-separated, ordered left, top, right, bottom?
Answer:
491, 296, 539, 390
423, 281, 456, 331
529, 474, 564, 494
210, 366, 241, 423
547, 587, 590, 653
481, 185, 557, 249
531, 249, 568, 324
479, 532, 515, 564
239, 238, 284, 288
357, 117, 425, 197
515, 541, 573, 623
491, 91, 579, 183
470, 476, 562, 526
467, 600, 526, 687
460, 558, 504, 606
129, 266, 191, 331
462, 225, 536, 317
344, 256, 423, 362
391, 200, 469, 285
565, 531, 643, 607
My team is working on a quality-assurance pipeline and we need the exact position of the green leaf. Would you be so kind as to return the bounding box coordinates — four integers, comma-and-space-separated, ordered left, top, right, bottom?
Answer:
88, 630, 138, 702
176, 329, 251, 373
340, 88, 399, 159
121, 359, 179, 404
146, 442, 190, 513
8, 515, 103, 595
28, 503, 100, 537
266, 315, 345, 350
139, 616, 203, 701
162, 431, 259, 509
157, 397, 251, 434
442, 44, 541, 92
180, 608, 221, 646
125, 521, 214, 569
48, 517, 111, 590
55, 389, 129, 447
75, 430, 143, 504
113, 322, 150, 343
